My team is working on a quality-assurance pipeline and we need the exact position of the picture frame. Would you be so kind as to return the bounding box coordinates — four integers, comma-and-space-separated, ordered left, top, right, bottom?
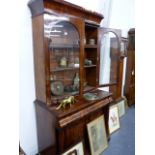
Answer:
61, 141, 84, 155
87, 115, 108, 155
109, 104, 120, 134
120, 37, 128, 57
65, 149, 77, 155
116, 98, 126, 117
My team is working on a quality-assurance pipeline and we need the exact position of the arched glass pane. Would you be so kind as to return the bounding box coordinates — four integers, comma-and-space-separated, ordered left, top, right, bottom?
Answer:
44, 14, 80, 102
100, 31, 119, 86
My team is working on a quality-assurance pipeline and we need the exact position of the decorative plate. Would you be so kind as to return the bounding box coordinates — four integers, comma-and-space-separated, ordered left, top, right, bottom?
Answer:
83, 92, 100, 101
51, 80, 64, 96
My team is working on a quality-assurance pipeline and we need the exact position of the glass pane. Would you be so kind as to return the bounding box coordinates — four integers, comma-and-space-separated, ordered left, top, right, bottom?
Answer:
100, 31, 119, 85
83, 25, 98, 93
44, 14, 80, 102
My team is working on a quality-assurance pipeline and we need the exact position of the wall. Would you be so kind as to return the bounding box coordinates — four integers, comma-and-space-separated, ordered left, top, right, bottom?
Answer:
109, 0, 135, 37
19, 0, 38, 155
109, 0, 135, 95
19, 0, 134, 154
65, 0, 102, 12
65, 0, 112, 27
0, 1, 21, 154
66, 0, 135, 32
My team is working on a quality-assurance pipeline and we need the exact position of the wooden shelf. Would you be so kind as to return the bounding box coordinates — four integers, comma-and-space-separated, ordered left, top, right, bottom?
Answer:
50, 85, 96, 104
83, 85, 96, 92
51, 66, 79, 72
49, 44, 79, 49
51, 85, 95, 102
51, 91, 79, 102
49, 89, 112, 119
85, 44, 97, 48
51, 65, 96, 72
84, 64, 96, 68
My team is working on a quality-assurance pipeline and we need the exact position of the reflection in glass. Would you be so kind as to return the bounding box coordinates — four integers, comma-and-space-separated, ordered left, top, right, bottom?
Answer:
44, 14, 80, 101
100, 32, 119, 86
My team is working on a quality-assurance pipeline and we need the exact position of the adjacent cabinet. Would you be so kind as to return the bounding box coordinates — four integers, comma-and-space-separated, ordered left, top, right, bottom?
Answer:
124, 28, 135, 106
28, 0, 121, 154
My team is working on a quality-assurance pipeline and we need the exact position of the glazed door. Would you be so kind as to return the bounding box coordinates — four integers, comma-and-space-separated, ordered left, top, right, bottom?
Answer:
98, 28, 122, 99
44, 13, 84, 105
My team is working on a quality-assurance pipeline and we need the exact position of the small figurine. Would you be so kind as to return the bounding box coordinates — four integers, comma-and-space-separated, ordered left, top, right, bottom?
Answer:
74, 57, 79, 67
56, 96, 75, 110
73, 72, 80, 88
84, 59, 92, 65
59, 57, 67, 67
89, 38, 95, 45
68, 57, 74, 67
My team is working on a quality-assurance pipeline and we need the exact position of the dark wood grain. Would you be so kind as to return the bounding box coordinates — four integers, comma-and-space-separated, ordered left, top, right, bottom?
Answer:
35, 94, 112, 154
124, 28, 135, 106
32, 15, 47, 103
28, 0, 103, 24
109, 37, 121, 99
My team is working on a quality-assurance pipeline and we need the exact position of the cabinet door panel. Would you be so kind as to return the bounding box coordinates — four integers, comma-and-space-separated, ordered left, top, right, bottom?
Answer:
44, 14, 84, 105
98, 28, 122, 99
98, 28, 121, 86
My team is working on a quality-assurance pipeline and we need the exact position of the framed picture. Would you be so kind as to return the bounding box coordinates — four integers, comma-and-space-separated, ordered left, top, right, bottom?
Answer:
109, 104, 120, 134
117, 98, 126, 117
65, 149, 77, 155
87, 115, 108, 155
61, 141, 84, 155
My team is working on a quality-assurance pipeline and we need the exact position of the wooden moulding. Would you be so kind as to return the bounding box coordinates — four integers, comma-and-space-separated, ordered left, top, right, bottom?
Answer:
32, 15, 47, 103
28, 0, 103, 24
128, 28, 135, 34
58, 97, 112, 128
36, 90, 113, 128
49, 90, 112, 118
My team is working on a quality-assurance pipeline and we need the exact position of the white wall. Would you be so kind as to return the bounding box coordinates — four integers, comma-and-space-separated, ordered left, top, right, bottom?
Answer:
19, 0, 38, 155
66, 0, 135, 32
19, 0, 134, 154
109, 0, 135, 37
109, 0, 135, 95
65, 0, 102, 12
0, 1, 21, 154
65, 0, 112, 27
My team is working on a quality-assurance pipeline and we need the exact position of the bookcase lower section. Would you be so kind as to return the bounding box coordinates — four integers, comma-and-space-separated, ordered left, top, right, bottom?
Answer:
35, 96, 113, 155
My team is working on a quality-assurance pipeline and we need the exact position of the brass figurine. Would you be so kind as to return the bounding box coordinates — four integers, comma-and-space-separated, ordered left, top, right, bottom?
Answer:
56, 96, 75, 110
